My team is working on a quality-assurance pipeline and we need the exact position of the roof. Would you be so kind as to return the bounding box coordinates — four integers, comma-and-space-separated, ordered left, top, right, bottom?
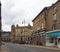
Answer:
32, 7, 48, 22
1, 31, 11, 33
1, 31, 11, 36
15, 26, 33, 29
47, 0, 60, 10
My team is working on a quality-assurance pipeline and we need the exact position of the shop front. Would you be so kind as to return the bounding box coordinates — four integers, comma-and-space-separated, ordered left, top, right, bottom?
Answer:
31, 30, 42, 45
46, 30, 60, 48
57, 36, 60, 48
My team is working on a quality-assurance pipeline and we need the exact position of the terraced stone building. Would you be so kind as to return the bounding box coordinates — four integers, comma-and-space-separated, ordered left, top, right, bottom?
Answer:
11, 24, 33, 44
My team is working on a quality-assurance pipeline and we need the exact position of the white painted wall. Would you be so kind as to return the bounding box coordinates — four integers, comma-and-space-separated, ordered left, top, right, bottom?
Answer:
46, 38, 55, 46
46, 43, 55, 46
57, 41, 60, 48
58, 44, 60, 48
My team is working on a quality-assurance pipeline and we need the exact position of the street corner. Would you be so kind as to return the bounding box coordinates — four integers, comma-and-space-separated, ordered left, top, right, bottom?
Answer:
0, 45, 11, 52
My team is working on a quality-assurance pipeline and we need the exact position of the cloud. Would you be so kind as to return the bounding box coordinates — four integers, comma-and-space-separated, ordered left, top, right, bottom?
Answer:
2, 25, 11, 31
1, 0, 57, 31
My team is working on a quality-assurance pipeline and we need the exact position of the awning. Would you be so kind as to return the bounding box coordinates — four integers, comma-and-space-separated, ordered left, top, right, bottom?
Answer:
46, 31, 60, 38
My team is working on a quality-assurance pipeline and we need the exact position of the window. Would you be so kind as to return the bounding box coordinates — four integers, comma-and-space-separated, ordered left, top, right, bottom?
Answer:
42, 14, 44, 18
53, 6, 57, 14
53, 14, 57, 21
21, 32, 22, 34
37, 27, 40, 30
49, 38, 54, 43
16, 29, 18, 32
58, 39, 60, 44
31, 37, 32, 40
42, 23, 44, 29
52, 23, 56, 30
23, 29, 24, 32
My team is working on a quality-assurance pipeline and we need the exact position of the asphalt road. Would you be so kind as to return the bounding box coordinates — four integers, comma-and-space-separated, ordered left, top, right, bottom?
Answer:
4, 43, 60, 52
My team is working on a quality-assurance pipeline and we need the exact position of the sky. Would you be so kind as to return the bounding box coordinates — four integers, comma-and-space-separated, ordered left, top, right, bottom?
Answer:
1, 0, 57, 31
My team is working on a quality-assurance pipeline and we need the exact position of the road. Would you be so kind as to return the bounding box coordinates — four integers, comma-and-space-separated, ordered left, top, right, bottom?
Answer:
4, 42, 60, 52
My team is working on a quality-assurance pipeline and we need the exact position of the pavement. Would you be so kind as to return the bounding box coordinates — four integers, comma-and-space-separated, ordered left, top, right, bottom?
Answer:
0, 43, 60, 52
24, 44, 60, 51
4, 43, 60, 52
0, 45, 10, 52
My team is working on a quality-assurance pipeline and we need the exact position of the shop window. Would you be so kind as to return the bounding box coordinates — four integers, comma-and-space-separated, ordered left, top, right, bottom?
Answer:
49, 38, 54, 43
58, 39, 60, 44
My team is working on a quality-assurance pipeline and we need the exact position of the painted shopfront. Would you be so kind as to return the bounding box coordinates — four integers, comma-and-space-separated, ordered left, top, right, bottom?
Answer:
46, 30, 60, 48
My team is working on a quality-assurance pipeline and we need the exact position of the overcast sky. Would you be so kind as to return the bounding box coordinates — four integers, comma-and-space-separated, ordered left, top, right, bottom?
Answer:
1, 0, 57, 31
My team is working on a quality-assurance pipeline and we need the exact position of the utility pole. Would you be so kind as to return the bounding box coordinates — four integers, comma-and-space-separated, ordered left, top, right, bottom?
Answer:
0, 1, 2, 46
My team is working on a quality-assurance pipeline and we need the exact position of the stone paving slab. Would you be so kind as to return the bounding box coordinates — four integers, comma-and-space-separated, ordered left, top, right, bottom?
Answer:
0, 45, 10, 52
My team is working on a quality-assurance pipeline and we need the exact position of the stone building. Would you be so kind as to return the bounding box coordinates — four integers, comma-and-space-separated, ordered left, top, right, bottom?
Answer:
11, 24, 33, 44
46, 0, 60, 31
1, 31, 11, 42
11, 25, 15, 43
32, 7, 48, 45
44, 0, 60, 47
32, 7, 48, 32
33, 0, 60, 32
32, 0, 60, 45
